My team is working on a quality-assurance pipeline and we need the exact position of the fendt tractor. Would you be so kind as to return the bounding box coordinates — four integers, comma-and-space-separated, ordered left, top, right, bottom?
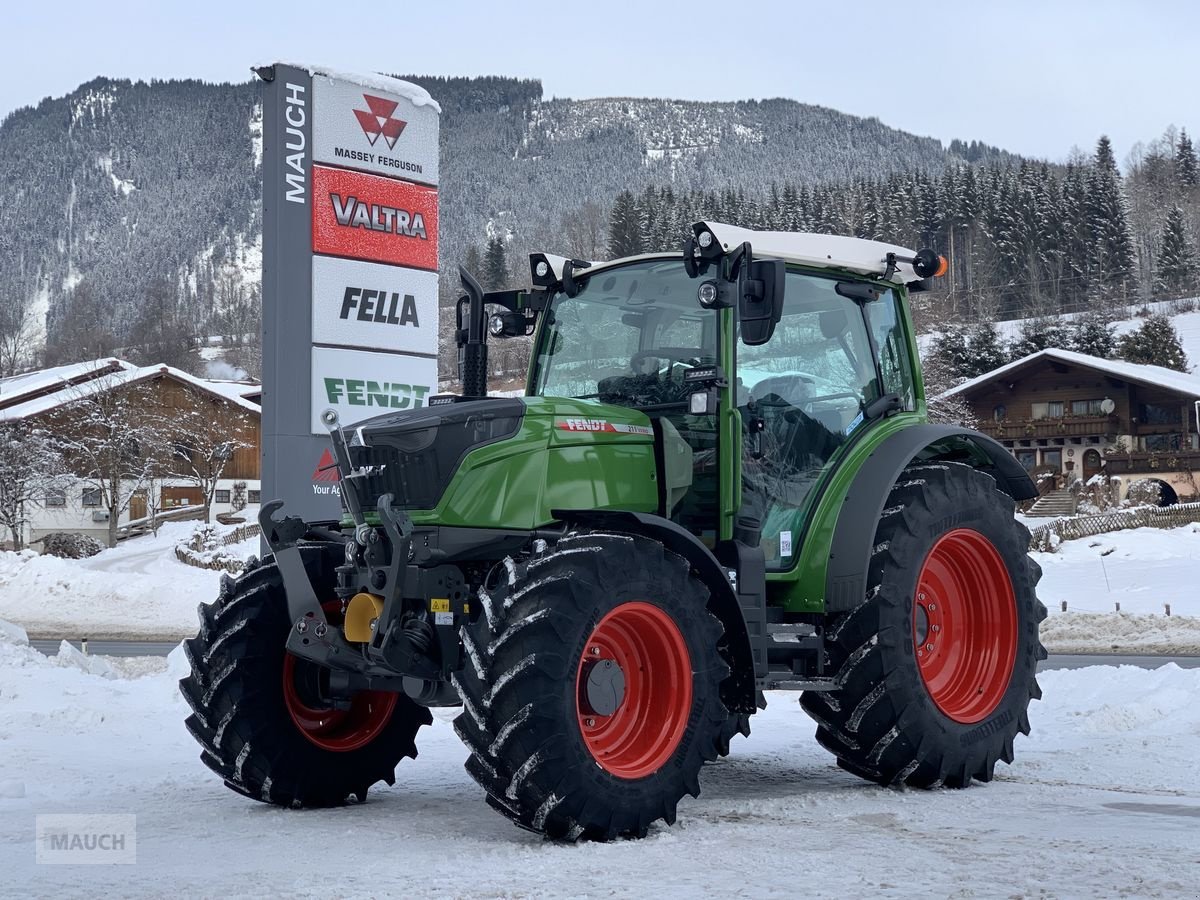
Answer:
182, 222, 1047, 841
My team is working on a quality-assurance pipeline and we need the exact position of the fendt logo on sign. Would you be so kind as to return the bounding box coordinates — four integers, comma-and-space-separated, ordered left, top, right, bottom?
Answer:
354, 94, 406, 149
312, 166, 438, 271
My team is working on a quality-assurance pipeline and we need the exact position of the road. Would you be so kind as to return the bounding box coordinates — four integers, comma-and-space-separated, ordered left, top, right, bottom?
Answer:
27, 639, 1200, 668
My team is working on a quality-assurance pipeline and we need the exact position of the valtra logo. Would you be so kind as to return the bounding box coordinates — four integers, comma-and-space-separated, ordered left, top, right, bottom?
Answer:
312, 166, 438, 271
353, 95, 407, 150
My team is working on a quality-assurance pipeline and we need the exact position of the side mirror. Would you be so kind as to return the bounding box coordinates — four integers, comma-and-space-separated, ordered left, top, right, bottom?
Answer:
739, 259, 785, 346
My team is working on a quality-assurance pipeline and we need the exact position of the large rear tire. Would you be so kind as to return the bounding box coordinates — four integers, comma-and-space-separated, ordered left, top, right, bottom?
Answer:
180, 545, 432, 807
801, 462, 1046, 787
454, 531, 728, 840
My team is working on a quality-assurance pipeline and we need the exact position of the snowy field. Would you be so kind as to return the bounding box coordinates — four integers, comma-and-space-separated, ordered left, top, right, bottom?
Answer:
0, 621, 1197, 897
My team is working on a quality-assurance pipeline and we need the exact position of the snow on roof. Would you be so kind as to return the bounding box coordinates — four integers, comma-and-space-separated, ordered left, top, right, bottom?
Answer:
0, 358, 133, 407
942, 348, 1200, 400
0, 363, 261, 422
200, 379, 262, 406
260, 63, 441, 113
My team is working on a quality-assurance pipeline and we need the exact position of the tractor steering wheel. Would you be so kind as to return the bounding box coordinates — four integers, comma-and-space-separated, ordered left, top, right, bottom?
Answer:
630, 348, 706, 374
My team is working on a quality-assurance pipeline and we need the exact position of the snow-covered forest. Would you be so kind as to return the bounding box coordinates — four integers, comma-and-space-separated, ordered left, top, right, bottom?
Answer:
0, 74, 1197, 382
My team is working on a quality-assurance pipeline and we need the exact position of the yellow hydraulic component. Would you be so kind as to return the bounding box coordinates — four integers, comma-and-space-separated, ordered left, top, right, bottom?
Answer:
343, 592, 384, 643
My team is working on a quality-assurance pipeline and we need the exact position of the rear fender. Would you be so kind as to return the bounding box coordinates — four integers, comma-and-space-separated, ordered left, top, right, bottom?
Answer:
552, 508, 758, 715
825, 425, 1036, 613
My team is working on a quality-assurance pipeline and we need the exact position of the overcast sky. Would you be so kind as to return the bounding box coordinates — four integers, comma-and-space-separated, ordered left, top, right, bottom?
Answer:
5, 0, 1198, 164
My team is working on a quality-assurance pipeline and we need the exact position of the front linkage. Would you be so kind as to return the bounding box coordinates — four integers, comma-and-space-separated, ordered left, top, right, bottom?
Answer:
259, 409, 472, 708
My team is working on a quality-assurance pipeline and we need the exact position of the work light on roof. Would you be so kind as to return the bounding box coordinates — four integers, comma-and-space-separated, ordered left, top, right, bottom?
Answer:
535, 260, 550, 279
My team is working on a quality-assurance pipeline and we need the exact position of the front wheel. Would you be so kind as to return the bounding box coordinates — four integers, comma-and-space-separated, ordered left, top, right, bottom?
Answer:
180, 546, 432, 807
454, 531, 729, 840
802, 462, 1046, 787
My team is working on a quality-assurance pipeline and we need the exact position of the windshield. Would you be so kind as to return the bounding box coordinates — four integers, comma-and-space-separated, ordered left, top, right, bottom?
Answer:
531, 259, 717, 408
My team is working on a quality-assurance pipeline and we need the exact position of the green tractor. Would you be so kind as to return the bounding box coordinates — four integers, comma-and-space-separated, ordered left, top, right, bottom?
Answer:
181, 222, 1046, 841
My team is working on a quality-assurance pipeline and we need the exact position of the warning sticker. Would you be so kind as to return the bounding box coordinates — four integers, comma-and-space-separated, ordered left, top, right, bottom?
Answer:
430, 598, 450, 612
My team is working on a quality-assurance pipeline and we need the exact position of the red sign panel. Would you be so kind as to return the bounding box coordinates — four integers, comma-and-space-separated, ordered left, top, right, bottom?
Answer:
312, 166, 438, 271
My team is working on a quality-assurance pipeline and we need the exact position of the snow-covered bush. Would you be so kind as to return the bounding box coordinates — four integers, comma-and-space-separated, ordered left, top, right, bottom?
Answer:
1078, 474, 1120, 514
39, 532, 103, 559
1123, 479, 1164, 508
175, 524, 245, 573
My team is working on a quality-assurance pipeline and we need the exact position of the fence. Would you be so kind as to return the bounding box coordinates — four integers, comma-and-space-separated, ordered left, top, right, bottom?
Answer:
174, 523, 262, 573
1028, 501, 1200, 551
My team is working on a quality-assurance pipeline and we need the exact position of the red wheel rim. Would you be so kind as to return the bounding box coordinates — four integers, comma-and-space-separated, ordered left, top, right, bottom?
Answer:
576, 601, 693, 779
282, 603, 398, 752
914, 529, 1018, 724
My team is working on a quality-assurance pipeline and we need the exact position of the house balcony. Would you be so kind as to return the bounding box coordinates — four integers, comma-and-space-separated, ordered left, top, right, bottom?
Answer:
1104, 450, 1200, 476
981, 415, 1119, 442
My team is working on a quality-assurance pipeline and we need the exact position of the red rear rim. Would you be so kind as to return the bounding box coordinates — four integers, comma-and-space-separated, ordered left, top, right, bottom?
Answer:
282, 603, 398, 752
914, 529, 1018, 724
576, 601, 693, 779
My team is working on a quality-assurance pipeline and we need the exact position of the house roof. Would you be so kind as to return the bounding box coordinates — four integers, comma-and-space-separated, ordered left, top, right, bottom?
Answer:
0, 358, 134, 410
0, 361, 262, 422
942, 348, 1200, 401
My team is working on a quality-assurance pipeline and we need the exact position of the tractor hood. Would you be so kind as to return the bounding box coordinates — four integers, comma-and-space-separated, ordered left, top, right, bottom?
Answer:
349, 396, 660, 527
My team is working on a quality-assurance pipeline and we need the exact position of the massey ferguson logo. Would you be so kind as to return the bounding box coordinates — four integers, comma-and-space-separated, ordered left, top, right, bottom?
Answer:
354, 94, 406, 150
312, 448, 340, 482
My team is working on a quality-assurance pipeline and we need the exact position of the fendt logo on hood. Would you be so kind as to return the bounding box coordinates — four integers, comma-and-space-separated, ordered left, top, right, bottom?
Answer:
354, 94, 407, 150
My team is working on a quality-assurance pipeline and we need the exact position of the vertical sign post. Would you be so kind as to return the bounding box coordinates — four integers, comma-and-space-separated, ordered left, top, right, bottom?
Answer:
257, 64, 440, 523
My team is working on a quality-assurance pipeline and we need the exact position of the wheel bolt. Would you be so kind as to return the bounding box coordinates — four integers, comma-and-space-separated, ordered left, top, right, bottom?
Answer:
295, 619, 308, 633
314, 623, 327, 638
928, 604, 937, 611
919, 592, 926, 601
931, 625, 941, 633
590, 646, 601, 656
925, 643, 934, 652
585, 717, 595, 726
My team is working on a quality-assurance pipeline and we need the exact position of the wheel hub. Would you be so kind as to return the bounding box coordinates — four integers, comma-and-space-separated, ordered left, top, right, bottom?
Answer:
914, 529, 1018, 724
581, 658, 626, 717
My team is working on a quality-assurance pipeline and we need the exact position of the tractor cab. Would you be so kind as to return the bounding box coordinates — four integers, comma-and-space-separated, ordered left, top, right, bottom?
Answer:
511, 222, 940, 575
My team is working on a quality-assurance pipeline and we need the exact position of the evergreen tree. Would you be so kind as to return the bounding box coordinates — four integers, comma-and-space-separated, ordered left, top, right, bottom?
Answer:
1069, 312, 1116, 359
607, 190, 642, 258
483, 236, 508, 290
927, 329, 972, 380
1117, 314, 1189, 371
463, 244, 483, 280
1155, 205, 1198, 295
1177, 128, 1199, 189
965, 320, 1007, 375
1086, 146, 1138, 297
1010, 316, 1071, 359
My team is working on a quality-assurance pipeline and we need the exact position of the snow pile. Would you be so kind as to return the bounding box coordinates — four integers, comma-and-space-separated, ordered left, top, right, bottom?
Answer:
0, 521, 250, 639
1, 629, 1198, 896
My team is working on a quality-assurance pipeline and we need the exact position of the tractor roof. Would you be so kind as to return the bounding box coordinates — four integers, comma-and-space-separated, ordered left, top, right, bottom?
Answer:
551, 222, 923, 285
694, 222, 922, 284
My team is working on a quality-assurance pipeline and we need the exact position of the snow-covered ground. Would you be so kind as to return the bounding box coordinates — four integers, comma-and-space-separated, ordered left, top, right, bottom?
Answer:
0, 514, 1197, 653
0, 520, 257, 640
0, 620, 1197, 896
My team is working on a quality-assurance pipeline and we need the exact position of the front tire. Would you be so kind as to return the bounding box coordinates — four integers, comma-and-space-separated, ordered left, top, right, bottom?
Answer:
802, 462, 1046, 787
454, 531, 728, 840
180, 546, 432, 807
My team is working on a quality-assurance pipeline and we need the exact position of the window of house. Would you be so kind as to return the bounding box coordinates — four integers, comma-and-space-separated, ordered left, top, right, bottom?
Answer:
993, 404, 1007, 422
1016, 450, 1037, 471
82, 487, 102, 507
1031, 401, 1064, 420
1041, 449, 1063, 468
248, 490, 261, 503
45, 488, 66, 508
1142, 433, 1183, 452
1071, 399, 1105, 416
215, 489, 231, 504
1138, 403, 1180, 426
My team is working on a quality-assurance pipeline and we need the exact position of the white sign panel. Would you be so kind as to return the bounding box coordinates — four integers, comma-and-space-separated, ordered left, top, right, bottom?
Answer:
312, 255, 437, 356
311, 346, 437, 433
312, 75, 439, 185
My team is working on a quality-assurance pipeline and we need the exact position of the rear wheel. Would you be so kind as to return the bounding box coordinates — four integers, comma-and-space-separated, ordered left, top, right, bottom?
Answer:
801, 462, 1046, 787
180, 545, 431, 807
454, 531, 728, 840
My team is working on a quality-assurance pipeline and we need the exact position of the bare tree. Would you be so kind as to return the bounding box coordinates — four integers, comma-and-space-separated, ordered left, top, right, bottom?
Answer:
0, 424, 70, 549
50, 375, 175, 546
560, 201, 608, 261
169, 399, 255, 523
